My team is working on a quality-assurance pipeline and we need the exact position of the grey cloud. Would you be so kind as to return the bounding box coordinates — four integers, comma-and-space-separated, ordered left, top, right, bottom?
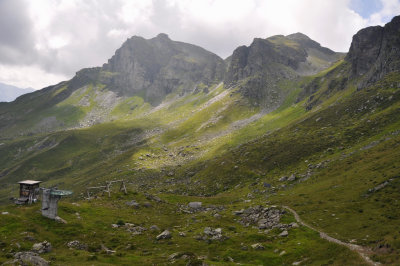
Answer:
0, 0, 37, 64
0, 0, 396, 88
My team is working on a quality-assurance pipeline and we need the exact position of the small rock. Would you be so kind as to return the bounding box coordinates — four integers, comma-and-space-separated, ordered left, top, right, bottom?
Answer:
233, 209, 244, 215
126, 200, 140, 208
251, 243, 264, 250
142, 202, 152, 208
179, 231, 186, 237
279, 230, 289, 237
203, 227, 223, 240
279, 176, 287, 182
67, 240, 87, 250
290, 222, 299, 228
263, 182, 271, 188
292, 261, 302, 265
279, 250, 286, 256
55, 216, 67, 224
156, 230, 172, 240
101, 244, 115, 254
1, 212, 9, 215
150, 225, 160, 231
188, 202, 202, 209
168, 252, 180, 261
287, 174, 296, 182
111, 224, 119, 228
145, 193, 163, 203
32, 241, 52, 254
127, 226, 146, 235
167, 171, 175, 177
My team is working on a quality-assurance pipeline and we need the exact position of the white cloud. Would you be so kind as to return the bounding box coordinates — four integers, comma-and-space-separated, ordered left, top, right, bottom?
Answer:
0, 0, 399, 90
0, 64, 69, 89
369, 0, 400, 24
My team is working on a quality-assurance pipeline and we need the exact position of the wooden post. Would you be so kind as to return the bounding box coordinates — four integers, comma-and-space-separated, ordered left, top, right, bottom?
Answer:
106, 182, 111, 197
119, 180, 127, 194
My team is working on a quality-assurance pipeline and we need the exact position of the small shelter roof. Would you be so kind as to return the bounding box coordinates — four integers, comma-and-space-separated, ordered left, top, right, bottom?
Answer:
18, 180, 42, 185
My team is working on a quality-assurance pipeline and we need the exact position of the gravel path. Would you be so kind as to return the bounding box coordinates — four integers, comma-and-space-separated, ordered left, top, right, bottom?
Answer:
282, 205, 380, 266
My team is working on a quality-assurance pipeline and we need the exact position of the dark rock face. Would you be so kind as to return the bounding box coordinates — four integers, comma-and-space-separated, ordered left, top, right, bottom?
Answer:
346, 15, 400, 88
346, 26, 384, 77
225, 33, 341, 107
101, 33, 225, 104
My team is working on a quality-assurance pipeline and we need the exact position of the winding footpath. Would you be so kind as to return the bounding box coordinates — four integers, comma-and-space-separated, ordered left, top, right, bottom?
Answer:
281, 206, 380, 266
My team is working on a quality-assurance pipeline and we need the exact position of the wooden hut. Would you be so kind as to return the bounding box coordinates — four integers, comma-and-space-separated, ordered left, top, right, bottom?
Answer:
16, 180, 42, 204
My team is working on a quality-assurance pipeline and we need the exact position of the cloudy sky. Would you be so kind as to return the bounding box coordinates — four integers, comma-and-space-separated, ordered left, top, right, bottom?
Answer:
0, 0, 399, 90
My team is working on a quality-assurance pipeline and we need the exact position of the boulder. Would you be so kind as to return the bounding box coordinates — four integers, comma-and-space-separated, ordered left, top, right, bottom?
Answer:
290, 222, 299, 228
126, 226, 146, 235
10, 252, 49, 266
32, 241, 52, 254
279, 230, 289, 237
203, 227, 223, 240
67, 240, 87, 250
188, 202, 202, 209
156, 230, 172, 240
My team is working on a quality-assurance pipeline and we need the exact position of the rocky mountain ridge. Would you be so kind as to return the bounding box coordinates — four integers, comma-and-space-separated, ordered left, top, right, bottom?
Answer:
0, 31, 342, 137
225, 33, 343, 107
346, 15, 400, 89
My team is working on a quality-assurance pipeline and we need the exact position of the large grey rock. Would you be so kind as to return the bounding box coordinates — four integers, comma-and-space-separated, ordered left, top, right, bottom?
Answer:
10, 252, 48, 266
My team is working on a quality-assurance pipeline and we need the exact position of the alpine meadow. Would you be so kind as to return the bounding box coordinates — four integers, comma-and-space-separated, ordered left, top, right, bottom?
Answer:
0, 6, 400, 266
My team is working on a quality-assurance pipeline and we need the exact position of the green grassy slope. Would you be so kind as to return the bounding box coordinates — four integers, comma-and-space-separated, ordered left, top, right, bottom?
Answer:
0, 63, 399, 264
0, 192, 366, 265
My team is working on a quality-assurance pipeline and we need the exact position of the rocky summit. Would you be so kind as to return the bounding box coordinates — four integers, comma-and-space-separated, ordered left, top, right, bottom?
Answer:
0, 15, 400, 266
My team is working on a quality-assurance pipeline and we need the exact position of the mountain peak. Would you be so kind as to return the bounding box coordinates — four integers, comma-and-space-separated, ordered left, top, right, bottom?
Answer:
286, 32, 311, 40
101, 33, 225, 104
155, 33, 170, 39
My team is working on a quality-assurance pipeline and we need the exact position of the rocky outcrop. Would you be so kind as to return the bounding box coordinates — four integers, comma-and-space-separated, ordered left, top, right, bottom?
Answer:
102, 33, 225, 104
3, 252, 49, 266
346, 15, 400, 88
